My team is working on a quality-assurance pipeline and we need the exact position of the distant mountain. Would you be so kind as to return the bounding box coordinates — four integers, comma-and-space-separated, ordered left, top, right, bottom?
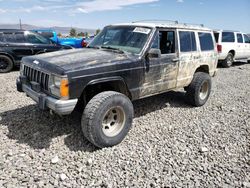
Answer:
0, 24, 96, 36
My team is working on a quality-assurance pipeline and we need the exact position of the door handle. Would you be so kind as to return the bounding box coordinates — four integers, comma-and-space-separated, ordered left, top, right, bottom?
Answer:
172, 58, 179, 62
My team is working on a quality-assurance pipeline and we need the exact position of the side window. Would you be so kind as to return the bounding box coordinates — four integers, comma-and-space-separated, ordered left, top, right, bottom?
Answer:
222, 32, 235, 42
179, 31, 197, 52
3, 33, 16, 43
198, 32, 214, 51
15, 32, 26, 43
244, 34, 250, 43
151, 30, 175, 54
237, 33, 243, 43
159, 31, 175, 54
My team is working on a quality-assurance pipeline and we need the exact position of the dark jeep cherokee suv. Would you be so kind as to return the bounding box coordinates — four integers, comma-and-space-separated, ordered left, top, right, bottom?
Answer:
0, 29, 71, 73
17, 22, 218, 148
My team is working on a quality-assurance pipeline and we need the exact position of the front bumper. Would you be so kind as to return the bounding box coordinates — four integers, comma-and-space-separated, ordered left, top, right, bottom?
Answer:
17, 78, 78, 115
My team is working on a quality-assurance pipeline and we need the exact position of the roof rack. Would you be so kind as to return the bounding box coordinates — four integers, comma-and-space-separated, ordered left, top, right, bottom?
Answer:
132, 19, 178, 24
182, 22, 204, 27
132, 20, 205, 28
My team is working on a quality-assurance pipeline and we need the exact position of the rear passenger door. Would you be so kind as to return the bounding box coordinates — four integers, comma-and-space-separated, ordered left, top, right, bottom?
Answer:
2, 32, 33, 61
177, 30, 199, 87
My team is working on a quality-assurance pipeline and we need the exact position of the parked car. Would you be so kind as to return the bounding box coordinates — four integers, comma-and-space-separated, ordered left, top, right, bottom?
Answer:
213, 30, 250, 67
32, 29, 86, 48
17, 21, 218, 148
0, 29, 72, 73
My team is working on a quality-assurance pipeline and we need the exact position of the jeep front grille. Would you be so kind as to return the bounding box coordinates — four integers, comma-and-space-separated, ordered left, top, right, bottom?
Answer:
23, 65, 50, 91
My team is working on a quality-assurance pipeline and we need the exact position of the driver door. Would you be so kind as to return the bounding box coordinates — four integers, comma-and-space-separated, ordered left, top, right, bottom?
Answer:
140, 29, 179, 97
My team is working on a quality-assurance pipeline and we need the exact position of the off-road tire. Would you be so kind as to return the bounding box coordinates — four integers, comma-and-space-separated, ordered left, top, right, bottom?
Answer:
81, 91, 134, 148
0, 55, 14, 73
186, 72, 212, 107
221, 53, 234, 68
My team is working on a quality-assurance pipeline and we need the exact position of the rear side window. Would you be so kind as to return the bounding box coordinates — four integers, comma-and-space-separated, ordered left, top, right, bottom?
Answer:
244, 34, 250, 43
198, 32, 214, 51
237, 33, 243, 43
179, 31, 197, 52
222, 32, 235, 42
4, 33, 16, 43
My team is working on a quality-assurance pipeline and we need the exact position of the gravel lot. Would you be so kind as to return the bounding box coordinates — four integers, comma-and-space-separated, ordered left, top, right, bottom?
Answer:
0, 63, 249, 187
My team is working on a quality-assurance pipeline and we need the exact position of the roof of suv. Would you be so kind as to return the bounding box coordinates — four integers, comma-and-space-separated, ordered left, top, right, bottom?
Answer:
112, 20, 212, 31
0, 29, 25, 33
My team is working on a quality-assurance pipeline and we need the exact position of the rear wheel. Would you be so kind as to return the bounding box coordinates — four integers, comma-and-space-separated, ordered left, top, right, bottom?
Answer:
81, 91, 134, 148
186, 72, 212, 107
0, 55, 14, 73
221, 53, 234, 68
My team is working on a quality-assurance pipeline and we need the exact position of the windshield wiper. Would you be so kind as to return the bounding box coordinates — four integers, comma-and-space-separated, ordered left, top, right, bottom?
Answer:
101, 46, 125, 54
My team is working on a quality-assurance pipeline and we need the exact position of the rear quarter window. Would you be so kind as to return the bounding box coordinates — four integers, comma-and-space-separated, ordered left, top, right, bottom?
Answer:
222, 32, 235, 42
3, 33, 16, 43
179, 31, 197, 52
198, 32, 214, 51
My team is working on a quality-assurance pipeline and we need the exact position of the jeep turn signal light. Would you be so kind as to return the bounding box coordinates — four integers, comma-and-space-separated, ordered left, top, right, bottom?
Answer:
60, 79, 69, 99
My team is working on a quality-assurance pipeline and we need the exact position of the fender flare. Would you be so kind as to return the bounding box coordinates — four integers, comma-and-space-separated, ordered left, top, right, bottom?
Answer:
83, 76, 131, 98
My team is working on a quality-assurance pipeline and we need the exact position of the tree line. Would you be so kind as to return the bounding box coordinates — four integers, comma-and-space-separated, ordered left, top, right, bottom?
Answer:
57, 28, 101, 38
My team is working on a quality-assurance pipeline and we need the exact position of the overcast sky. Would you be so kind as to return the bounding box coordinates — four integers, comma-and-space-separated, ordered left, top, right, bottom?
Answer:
0, 0, 249, 32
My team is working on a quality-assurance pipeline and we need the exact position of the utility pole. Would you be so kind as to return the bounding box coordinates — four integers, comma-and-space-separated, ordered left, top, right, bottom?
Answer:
19, 19, 22, 29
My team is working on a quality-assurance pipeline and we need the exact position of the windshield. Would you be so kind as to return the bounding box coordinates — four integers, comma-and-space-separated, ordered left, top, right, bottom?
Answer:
89, 26, 152, 54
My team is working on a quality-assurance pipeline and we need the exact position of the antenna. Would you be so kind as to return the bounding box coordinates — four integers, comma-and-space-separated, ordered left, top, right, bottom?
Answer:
19, 19, 22, 30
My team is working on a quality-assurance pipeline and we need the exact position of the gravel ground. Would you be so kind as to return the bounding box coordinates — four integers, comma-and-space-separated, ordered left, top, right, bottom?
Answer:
0, 63, 249, 187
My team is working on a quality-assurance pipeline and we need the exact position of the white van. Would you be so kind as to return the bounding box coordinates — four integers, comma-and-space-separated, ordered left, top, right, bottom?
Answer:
213, 30, 250, 67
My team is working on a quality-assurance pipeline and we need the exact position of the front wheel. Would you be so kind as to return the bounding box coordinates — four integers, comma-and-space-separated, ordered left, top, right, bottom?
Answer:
81, 91, 134, 148
185, 72, 212, 107
221, 53, 234, 68
0, 55, 14, 73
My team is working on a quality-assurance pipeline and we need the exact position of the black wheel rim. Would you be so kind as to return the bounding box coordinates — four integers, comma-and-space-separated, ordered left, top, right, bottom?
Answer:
0, 58, 9, 70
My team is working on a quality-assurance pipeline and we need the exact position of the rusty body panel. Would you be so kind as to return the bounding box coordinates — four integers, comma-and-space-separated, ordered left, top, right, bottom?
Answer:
20, 23, 218, 102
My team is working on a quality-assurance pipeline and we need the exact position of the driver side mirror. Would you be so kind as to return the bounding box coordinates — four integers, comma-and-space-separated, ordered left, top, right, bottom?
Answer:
147, 48, 161, 59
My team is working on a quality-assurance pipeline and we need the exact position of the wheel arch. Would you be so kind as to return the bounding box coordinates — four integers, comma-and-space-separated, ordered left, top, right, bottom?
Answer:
228, 50, 235, 57
195, 64, 209, 74
76, 76, 132, 109
0, 52, 15, 63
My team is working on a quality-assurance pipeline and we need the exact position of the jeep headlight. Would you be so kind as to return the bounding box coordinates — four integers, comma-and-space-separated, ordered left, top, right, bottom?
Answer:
49, 75, 69, 100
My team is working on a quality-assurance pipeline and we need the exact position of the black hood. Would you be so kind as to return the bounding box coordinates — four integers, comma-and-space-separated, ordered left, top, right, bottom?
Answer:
22, 48, 131, 75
